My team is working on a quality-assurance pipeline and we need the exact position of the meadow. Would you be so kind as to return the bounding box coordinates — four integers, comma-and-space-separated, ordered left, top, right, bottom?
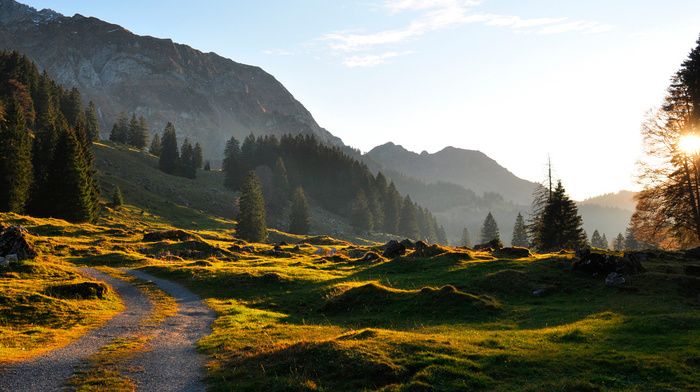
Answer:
2, 202, 700, 391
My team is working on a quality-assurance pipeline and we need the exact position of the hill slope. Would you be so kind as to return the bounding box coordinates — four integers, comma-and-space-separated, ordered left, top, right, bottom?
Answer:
0, 0, 341, 161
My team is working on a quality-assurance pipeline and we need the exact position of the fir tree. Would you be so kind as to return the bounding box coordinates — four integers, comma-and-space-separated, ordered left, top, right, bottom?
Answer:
149, 133, 162, 156
203, 160, 211, 171
591, 230, 605, 248
460, 227, 472, 247
601, 233, 609, 250
624, 222, 641, 250
383, 181, 401, 234
613, 233, 625, 251
350, 189, 373, 234
0, 97, 33, 213
289, 187, 310, 235
193, 142, 203, 169
111, 186, 123, 207
84, 100, 99, 143
126, 114, 148, 150
236, 171, 268, 243
398, 195, 420, 239
436, 225, 448, 245
511, 212, 528, 247
159, 122, 180, 175
109, 110, 128, 144
180, 137, 196, 178
531, 180, 586, 251
222, 136, 242, 189
480, 212, 500, 243
269, 157, 290, 212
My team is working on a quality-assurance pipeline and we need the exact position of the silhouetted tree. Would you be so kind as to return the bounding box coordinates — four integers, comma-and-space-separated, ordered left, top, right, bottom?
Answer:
351, 189, 373, 234
398, 195, 420, 239
0, 97, 32, 213
613, 233, 625, 251
624, 222, 641, 250
84, 100, 99, 143
511, 212, 528, 247
460, 227, 472, 247
111, 186, 123, 207
159, 122, 180, 175
193, 142, 203, 169
109, 110, 128, 144
222, 136, 243, 189
531, 180, 586, 251
289, 187, 310, 235
149, 133, 162, 156
480, 212, 500, 243
601, 233, 609, 250
180, 137, 196, 178
591, 230, 605, 248
236, 171, 267, 243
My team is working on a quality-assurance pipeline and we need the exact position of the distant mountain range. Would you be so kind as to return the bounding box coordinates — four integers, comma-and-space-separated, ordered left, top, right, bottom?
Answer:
0, 0, 637, 245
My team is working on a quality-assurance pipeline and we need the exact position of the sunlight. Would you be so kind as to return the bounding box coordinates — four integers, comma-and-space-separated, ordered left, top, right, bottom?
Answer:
679, 134, 700, 156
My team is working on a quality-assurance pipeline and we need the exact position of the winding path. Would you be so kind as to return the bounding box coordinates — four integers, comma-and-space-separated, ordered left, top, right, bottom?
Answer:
0, 268, 215, 391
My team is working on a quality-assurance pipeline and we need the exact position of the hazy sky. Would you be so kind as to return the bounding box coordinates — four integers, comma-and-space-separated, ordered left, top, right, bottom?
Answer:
19, 0, 700, 200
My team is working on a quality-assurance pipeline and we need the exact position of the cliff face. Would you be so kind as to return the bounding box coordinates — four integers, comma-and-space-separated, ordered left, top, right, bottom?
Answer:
0, 0, 342, 159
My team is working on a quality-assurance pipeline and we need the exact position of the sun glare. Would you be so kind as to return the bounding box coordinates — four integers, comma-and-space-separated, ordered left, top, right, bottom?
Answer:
679, 134, 700, 156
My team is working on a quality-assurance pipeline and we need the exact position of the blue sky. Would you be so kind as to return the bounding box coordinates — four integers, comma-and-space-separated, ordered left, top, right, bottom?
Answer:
19, 0, 700, 200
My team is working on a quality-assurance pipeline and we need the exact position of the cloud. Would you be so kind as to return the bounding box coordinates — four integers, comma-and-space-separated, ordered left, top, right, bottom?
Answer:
537, 20, 613, 35
342, 51, 412, 67
384, 0, 481, 13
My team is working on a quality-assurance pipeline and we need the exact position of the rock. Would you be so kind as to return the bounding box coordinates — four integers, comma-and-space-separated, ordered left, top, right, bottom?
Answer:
400, 239, 414, 249
495, 247, 532, 258
0, 225, 37, 260
5, 254, 18, 263
215, 250, 224, 258
382, 240, 406, 258
0, 256, 6, 268
474, 238, 504, 252
229, 244, 241, 252
415, 241, 428, 250
278, 241, 289, 246
532, 289, 547, 297
605, 272, 626, 286
142, 230, 193, 242
573, 249, 646, 276
685, 265, 700, 277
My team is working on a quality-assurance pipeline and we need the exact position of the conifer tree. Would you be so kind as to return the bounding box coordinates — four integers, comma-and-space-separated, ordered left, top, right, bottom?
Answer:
383, 181, 401, 234
398, 195, 420, 239
480, 212, 500, 243
269, 157, 290, 211
126, 114, 148, 150
180, 137, 196, 178
613, 233, 625, 251
591, 230, 605, 248
159, 122, 180, 175
236, 171, 268, 243
436, 225, 448, 245
222, 136, 243, 189
62, 87, 85, 128
111, 186, 123, 207
601, 233, 609, 250
624, 223, 641, 250
193, 142, 203, 169
0, 97, 33, 213
289, 187, 311, 235
203, 160, 211, 171
460, 227, 472, 247
511, 212, 528, 247
84, 100, 99, 143
531, 180, 586, 251
109, 110, 128, 144
149, 133, 162, 156
351, 189, 373, 234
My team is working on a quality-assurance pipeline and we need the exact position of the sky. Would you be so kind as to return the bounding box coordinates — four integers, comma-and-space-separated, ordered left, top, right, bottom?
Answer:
18, 0, 700, 200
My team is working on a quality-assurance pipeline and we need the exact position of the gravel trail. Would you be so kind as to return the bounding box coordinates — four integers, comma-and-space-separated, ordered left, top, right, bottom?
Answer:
0, 268, 215, 392
120, 269, 216, 392
0, 268, 152, 391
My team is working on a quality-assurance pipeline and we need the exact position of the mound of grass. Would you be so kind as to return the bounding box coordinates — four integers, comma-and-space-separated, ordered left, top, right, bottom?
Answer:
408, 244, 450, 258
298, 235, 350, 246
319, 282, 501, 321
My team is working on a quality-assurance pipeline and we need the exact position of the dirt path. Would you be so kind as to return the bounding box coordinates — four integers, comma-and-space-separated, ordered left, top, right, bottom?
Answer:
0, 268, 215, 391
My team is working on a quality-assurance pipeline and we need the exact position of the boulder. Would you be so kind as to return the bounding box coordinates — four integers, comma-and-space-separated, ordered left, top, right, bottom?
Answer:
415, 241, 428, 250
0, 225, 37, 260
0, 257, 6, 268
573, 249, 646, 276
605, 272, 626, 286
382, 240, 406, 258
400, 239, 415, 249
474, 238, 504, 252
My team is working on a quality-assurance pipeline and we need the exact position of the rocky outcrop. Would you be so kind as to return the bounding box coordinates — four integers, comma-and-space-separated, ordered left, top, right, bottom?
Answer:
0, 0, 342, 161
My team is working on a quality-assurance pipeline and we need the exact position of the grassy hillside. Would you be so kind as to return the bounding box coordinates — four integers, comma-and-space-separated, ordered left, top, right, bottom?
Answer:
2, 202, 700, 390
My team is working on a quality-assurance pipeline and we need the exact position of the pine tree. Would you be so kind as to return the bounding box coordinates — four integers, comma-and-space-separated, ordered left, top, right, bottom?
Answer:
268, 157, 290, 213
480, 212, 500, 243
222, 136, 242, 189
84, 100, 99, 143
511, 212, 528, 247
613, 233, 625, 251
149, 133, 162, 156
398, 195, 420, 239
0, 97, 33, 213
126, 114, 148, 150
591, 230, 605, 248
193, 142, 203, 169
159, 122, 180, 175
111, 186, 123, 207
624, 222, 641, 250
203, 160, 211, 171
460, 227, 472, 247
180, 137, 196, 178
236, 171, 268, 243
436, 225, 448, 245
383, 181, 401, 234
601, 233, 609, 250
109, 110, 128, 144
350, 189, 373, 234
289, 187, 311, 235
531, 180, 586, 251
62, 87, 85, 128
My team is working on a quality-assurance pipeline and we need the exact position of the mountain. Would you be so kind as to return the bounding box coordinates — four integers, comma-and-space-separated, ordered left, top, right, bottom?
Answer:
364, 142, 538, 205
579, 190, 637, 211
0, 0, 341, 161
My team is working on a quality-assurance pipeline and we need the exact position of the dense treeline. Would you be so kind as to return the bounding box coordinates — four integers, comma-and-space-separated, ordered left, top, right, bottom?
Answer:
0, 50, 100, 223
223, 133, 447, 243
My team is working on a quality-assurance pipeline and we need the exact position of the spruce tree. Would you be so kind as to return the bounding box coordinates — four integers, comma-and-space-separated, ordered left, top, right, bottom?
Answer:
398, 195, 420, 240
350, 189, 373, 234
84, 100, 99, 143
193, 142, 203, 169
436, 225, 448, 245
0, 97, 33, 213
126, 114, 148, 150
289, 187, 311, 235
222, 136, 242, 189
511, 212, 528, 247
109, 110, 128, 144
531, 180, 586, 251
149, 133, 162, 156
460, 227, 472, 247
591, 230, 605, 248
480, 212, 500, 243
269, 157, 290, 212
180, 137, 196, 178
624, 223, 641, 250
383, 181, 401, 234
613, 233, 625, 251
601, 233, 609, 250
159, 122, 180, 175
236, 171, 268, 243
111, 186, 123, 207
